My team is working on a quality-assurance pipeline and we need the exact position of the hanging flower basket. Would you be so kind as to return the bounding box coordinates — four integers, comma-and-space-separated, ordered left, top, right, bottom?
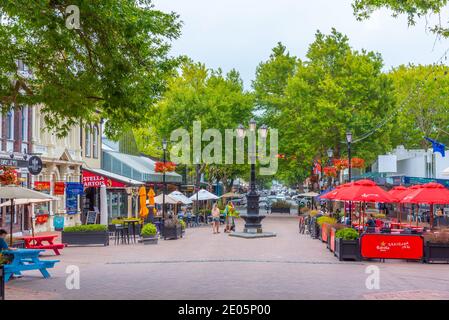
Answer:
323, 166, 337, 178
0, 166, 19, 186
35, 214, 49, 225
333, 158, 365, 170
155, 161, 176, 173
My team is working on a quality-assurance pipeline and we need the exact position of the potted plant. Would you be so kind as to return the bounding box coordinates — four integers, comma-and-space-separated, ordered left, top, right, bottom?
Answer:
329, 224, 346, 252
141, 223, 158, 245
423, 228, 449, 263
334, 228, 360, 261
62, 224, 109, 246
163, 218, 183, 240
271, 200, 291, 213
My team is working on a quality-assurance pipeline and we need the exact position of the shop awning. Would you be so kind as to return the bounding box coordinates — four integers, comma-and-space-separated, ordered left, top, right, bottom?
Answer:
102, 150, 182, 184
82, 168, 143, 188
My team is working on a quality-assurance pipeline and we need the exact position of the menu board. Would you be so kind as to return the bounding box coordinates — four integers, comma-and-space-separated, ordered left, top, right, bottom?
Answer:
86, 211, 98, 225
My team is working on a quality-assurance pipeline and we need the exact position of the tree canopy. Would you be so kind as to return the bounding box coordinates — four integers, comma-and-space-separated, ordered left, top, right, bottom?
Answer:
254, 29, 396, 184
352, 0, 449, 37
388, 64, 449, 149
0, 0, 181, 137
136, 60, 254, 191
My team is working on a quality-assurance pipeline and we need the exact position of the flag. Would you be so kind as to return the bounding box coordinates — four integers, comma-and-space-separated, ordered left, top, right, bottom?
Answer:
425, 137, 446, 157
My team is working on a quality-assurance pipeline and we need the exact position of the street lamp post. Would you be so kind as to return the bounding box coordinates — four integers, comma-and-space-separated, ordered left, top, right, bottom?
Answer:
235, 120, 270, 235
195, 156, 200, 217
346, 131, 352, 226
162, 138, 167, 221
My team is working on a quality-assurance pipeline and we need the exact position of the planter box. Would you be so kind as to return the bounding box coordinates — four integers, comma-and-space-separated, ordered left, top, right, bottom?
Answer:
328, 228, 337, 252
424, 242, 449, 263
321, 223, 331, 243
0, 265, 4, 301
62, 231, 109, 246
334, 238, 360, 261
163, 224, 182, 240
141, 235, 158, 245
271, 207, 291, 214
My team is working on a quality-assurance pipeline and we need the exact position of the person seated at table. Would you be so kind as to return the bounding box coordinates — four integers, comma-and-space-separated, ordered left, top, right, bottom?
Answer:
0, 229, 17, 251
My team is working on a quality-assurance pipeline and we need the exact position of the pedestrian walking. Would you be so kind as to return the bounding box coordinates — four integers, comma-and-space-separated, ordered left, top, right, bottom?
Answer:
212, 203, 220, 234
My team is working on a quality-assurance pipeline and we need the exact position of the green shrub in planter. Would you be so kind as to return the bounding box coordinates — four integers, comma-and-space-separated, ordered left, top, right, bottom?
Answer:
64, 224, 107, 232
141, 223, 157, 237
335, 228, 359, 240
271, 200, 291, 209
316, 216, 337, 227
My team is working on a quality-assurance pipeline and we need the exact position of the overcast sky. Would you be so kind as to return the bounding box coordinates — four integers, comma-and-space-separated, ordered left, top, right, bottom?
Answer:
152, 0, 449, 89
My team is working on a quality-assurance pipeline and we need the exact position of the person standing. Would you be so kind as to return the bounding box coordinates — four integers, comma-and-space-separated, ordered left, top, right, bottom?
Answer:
211, 203, 221, 234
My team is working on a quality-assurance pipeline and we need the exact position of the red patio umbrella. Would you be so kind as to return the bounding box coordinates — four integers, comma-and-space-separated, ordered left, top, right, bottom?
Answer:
332, 180, 397, 230
320, 183, 352, 200
333, 179, 397, 203
401, 182, 449, 229
388, 185, 409, 225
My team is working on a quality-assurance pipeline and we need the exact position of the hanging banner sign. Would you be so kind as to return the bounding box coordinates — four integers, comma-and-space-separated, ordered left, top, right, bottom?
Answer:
34, 181, 51, 191
54, 182, 65, 195
66, 182, 84, 196
360, 234, 424, 260
82, 170, 126, 188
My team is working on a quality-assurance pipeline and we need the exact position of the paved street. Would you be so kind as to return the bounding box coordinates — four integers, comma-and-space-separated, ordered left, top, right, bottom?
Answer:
5, 216, 449, 300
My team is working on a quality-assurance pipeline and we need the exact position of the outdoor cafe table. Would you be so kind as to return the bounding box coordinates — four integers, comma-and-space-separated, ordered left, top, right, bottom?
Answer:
20, 235, 65, 255
2, 249, 59, 282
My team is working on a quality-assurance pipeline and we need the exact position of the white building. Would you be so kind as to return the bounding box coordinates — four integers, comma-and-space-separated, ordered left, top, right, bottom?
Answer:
372, 145, 449, 182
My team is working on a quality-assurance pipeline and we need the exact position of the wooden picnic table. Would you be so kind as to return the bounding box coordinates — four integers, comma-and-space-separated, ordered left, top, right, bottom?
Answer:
20, 235, 66, 255
2, 249, 59, 282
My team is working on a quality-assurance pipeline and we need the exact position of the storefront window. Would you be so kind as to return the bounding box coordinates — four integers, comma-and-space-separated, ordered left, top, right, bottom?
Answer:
107, 190, 128, 221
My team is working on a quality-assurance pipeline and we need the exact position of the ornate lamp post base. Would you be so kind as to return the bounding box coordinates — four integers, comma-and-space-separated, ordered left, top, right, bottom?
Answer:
229, 192, 276, 239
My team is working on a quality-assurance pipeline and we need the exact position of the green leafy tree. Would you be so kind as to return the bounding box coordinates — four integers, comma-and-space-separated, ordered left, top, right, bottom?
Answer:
254, 29, 396, 185
0, 0, 181, 137
352, 0, 449, 37
388, 64, 449, 148
136, 60, 254, 192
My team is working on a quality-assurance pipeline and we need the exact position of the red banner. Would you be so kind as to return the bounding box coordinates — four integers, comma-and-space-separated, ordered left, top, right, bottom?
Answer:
82, 170, 126, 188
34, 181, 51, 191
360, 234, 423, 260
54, 182, 65, 195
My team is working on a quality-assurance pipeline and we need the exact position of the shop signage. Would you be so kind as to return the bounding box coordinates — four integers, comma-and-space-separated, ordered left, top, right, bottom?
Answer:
27, 156, 43, 175
360, 234, 424, 260
0, 157, 28, 168
66, 182, 84, 196
82, 170, 126, 188
54, 182, 65, 195
34, 181, 51, 191
66, 193, 78, 215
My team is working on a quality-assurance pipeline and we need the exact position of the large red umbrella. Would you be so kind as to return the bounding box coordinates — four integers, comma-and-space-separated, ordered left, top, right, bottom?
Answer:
401, 182, 449, 229
388, 185, 408, 200
320, 183, 352, 200
333, 179, 397, 203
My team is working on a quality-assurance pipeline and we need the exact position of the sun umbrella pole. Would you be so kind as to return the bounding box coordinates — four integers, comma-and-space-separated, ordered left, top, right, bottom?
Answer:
430, 203, 434, 230
9, 199, 14, 246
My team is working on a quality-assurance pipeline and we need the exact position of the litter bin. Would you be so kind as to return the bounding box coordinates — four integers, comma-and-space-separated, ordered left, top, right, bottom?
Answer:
0, 265, 4, 300
53, 215, 65, 231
